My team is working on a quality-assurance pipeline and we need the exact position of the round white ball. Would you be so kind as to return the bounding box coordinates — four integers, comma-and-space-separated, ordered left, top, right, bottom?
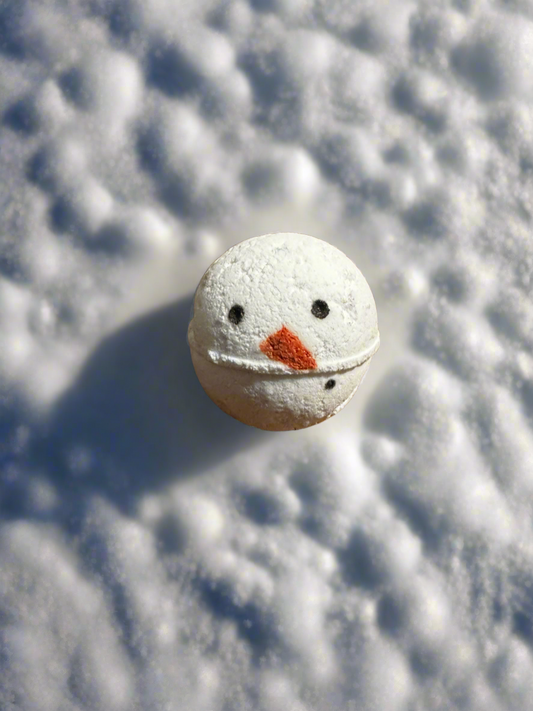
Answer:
188, 233, 379, 431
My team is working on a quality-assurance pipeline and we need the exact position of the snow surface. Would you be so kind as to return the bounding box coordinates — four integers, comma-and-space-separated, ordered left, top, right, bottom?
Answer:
1, 0, 533, 709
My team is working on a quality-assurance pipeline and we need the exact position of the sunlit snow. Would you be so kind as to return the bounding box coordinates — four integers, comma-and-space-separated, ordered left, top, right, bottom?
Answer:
1, 1, 533, 709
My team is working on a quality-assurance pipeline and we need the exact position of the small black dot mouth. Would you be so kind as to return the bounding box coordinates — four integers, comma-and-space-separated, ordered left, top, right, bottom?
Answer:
325, 379, 336, 390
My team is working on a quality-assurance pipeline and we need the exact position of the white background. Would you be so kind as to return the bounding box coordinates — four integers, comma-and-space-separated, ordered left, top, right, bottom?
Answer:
1, 1, 533, 709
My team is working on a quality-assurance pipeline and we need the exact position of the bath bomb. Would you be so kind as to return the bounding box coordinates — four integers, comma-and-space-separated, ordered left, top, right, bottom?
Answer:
188, 232, 380, 431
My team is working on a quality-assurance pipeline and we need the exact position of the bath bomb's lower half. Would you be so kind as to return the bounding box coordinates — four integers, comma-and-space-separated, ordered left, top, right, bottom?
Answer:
191, 350, 372, 431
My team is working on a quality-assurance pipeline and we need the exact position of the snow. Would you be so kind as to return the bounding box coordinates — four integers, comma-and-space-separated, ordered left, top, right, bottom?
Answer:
1, 0, 533, 709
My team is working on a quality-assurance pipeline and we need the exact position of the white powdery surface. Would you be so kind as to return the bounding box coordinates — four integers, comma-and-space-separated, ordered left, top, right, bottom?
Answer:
1, 1, 533, 709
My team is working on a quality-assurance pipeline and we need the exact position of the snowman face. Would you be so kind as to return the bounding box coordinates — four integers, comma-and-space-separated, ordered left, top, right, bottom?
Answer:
189, 232, 379, 375
188, 233, 379, 430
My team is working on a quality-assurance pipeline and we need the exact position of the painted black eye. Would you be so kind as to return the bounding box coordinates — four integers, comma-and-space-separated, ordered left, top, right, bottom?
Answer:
228, 304, 245, 325
325, 379, 336, 390
311, 300, 330, 319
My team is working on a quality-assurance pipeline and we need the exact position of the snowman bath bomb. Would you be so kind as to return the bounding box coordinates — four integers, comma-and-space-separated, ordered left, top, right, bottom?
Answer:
188, 233, 379, 431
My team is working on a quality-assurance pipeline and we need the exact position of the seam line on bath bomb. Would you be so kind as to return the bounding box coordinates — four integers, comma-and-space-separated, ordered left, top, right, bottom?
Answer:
189, 330, 380, 374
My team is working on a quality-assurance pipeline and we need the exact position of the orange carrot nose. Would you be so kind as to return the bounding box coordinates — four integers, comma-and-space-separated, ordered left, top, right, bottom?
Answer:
260, 325, 317, 370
